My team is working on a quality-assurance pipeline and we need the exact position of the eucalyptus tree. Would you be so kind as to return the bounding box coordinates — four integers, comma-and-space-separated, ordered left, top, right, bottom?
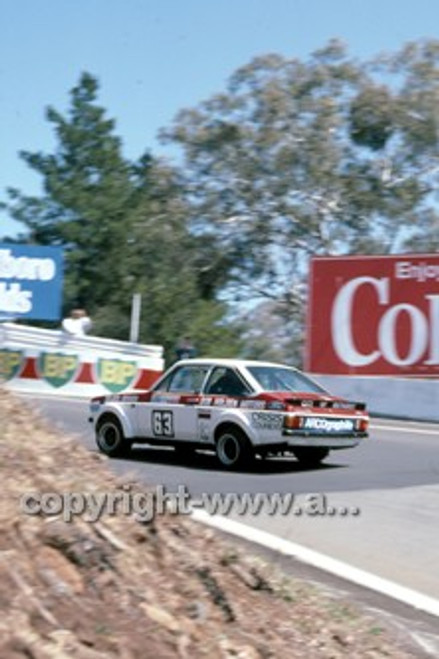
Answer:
162, 39, 439, 359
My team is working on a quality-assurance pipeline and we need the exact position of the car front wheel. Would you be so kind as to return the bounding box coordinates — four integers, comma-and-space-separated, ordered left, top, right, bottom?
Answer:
215, 427, 252, 470
96, 416, 132, 457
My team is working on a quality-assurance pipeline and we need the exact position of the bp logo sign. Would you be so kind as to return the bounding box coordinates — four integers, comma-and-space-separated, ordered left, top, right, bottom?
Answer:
0, 349, 24, 381
38, 352, 79, 388
96, 358, 138, 393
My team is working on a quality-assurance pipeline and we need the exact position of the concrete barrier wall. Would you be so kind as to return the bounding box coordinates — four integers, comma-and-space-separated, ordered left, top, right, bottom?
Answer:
0, 323, 164, 397
314, 374, 439, 423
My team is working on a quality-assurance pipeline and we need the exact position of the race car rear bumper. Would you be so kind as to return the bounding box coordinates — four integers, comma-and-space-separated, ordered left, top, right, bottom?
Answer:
256, 432, 368, 451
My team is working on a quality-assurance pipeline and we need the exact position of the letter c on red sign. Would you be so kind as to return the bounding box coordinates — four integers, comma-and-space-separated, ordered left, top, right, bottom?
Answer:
331, 276, 388, 367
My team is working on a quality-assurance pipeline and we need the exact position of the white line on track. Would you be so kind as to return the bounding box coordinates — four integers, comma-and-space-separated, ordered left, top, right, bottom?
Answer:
371, 423, 439, 435
192, 510, 439, 618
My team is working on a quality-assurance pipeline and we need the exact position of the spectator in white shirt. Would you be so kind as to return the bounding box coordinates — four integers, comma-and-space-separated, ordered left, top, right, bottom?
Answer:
62, 308, 92, 336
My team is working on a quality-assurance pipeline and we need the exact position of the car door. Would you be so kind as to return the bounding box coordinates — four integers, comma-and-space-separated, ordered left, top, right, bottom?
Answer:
136, 363, 210, 443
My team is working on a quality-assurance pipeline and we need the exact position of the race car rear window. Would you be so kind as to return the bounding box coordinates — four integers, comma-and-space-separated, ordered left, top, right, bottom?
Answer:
247, 366, 326, 394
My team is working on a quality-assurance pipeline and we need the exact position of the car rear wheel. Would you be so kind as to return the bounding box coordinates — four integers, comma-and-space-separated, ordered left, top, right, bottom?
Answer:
215, 428, 253, 470
96, 416, 132, 457
292, 447, 329, 467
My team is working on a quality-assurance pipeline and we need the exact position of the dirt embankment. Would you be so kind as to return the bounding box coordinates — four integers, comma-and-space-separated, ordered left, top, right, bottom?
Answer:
0, 389, 420, 658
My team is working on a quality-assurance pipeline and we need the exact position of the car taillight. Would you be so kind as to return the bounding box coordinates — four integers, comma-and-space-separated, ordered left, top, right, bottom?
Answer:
283, 415, 303, 430
356, 418, 369, 432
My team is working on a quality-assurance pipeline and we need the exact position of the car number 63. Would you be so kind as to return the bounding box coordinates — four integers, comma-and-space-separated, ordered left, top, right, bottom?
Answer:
152, 410, 174, 437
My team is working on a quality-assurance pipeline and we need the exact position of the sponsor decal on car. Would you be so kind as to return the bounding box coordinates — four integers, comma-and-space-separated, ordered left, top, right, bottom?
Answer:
183, 396, 200, 405
107, 394, 139, 403
151, 393, 181, 403
198, 420, 211, 442
302, 417, 354, 432
251, 412, 284, 430
213, 397, 239, 407
239, 399, 266, 409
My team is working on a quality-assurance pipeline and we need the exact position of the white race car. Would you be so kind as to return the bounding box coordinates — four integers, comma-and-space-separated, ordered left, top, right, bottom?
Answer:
89, 358, 369, 469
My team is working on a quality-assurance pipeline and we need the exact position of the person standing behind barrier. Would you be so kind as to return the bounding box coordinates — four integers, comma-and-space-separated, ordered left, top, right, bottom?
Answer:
62, 309, 92, 336
175, 336, 197, 361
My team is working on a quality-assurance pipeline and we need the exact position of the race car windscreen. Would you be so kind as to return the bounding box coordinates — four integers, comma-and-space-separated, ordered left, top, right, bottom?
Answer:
247, 366, 327, 394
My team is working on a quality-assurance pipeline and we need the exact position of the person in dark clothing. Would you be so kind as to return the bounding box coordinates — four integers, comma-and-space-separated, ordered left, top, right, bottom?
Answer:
175, 336, 197, 361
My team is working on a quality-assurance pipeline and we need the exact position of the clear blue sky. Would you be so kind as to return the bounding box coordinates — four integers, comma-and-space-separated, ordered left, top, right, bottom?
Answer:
1, 0, 437, 237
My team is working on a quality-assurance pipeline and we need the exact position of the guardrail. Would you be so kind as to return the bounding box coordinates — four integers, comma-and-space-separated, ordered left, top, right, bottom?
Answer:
315, 374, 439, 423
2, 322, 438, 421
0, 323, 164, 397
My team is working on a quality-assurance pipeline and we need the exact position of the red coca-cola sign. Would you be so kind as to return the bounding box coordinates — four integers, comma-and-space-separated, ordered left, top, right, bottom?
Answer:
306, 254, 439, 376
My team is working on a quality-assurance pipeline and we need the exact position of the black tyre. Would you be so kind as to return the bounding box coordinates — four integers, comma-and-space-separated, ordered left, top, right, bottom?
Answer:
96, 416, 132, 457
292, 447, 329, 467
215, 427, 253, 469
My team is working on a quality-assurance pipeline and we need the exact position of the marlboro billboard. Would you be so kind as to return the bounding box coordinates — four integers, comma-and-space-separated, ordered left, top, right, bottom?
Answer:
306, 254, 439, 376
0, 243, 63, 321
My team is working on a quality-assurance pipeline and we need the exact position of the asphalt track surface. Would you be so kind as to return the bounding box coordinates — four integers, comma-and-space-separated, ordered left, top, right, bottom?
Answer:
19, 394, 439, 654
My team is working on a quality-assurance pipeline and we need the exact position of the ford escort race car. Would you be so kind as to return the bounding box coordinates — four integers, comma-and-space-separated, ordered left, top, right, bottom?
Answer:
89, 359, 369, 469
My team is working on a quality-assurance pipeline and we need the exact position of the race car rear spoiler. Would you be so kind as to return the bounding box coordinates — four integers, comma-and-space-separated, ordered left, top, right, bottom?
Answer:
286, 399, 367, 411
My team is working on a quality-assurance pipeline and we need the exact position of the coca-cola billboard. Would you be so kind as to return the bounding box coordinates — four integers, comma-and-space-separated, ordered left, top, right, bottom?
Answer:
306, 254, 439, 376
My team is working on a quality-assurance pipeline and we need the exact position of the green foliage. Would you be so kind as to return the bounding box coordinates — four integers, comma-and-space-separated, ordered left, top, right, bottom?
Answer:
349, 86, 395, 150
4, 73, 242, 359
